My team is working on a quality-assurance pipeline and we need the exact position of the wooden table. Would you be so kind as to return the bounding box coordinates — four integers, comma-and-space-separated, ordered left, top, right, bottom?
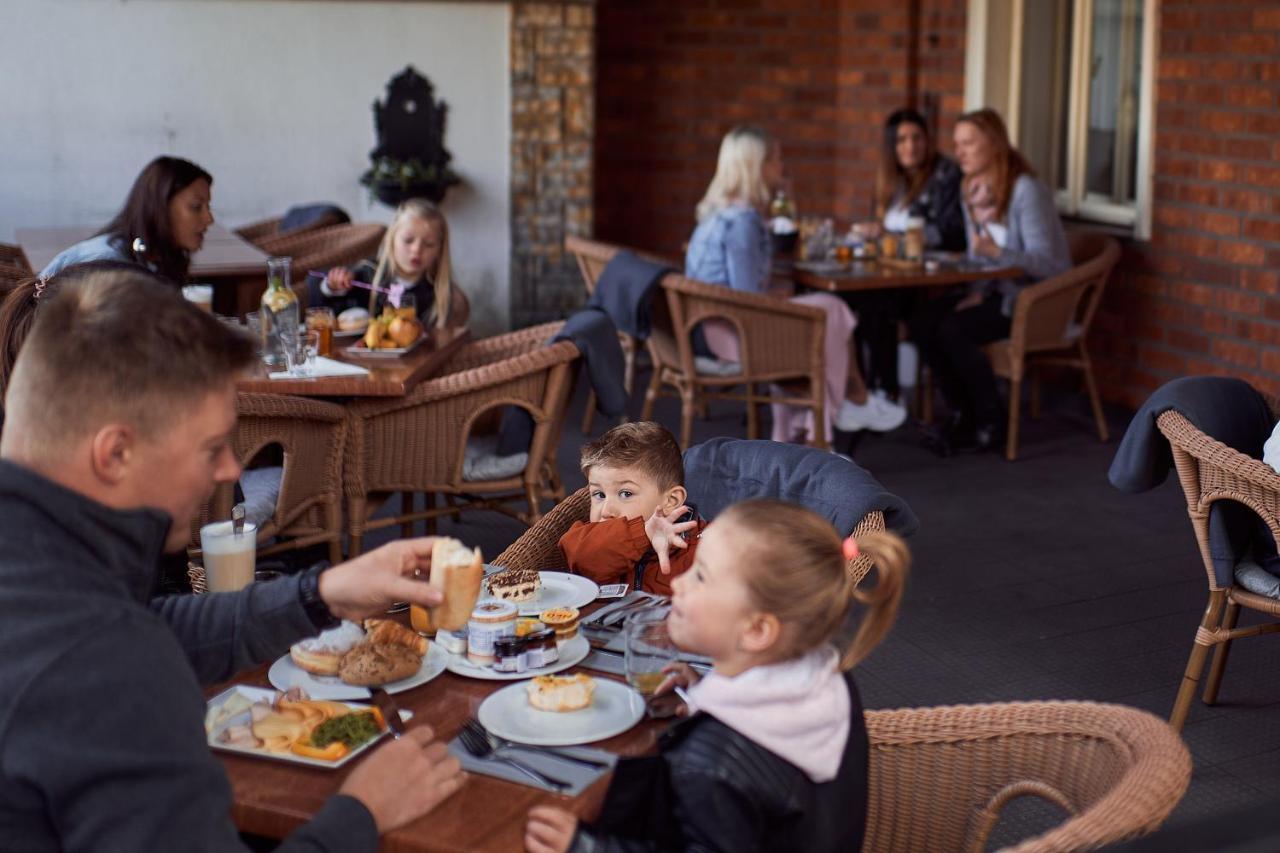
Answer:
237, 328, 471, 397
212, 611, 662, 852
789, 256, 1024, 293
17, 223, 271, 317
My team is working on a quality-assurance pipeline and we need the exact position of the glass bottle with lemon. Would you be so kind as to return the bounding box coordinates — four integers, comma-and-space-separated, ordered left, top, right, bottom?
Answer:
260, 257, 299, 367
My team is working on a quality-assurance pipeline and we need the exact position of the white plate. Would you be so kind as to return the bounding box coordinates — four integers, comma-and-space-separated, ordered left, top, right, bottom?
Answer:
205, 685, 409, 769
477, 678, 646, 746
268, 642, 449, 700
444, 633, 591, 681
333, 326, 367, 338
483, 569, 600, 616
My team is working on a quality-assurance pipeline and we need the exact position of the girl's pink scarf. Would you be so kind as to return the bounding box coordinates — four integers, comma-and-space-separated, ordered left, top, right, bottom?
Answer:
686, 646, 850, 782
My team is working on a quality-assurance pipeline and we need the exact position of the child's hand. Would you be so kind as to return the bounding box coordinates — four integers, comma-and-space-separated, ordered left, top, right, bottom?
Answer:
326, 267, 353, 294
525, 805, 578, 853
645, 505, 699, 575
654, 661, 700, 717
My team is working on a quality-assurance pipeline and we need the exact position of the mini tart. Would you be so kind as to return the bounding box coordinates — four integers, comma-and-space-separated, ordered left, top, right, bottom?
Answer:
526, 673, 596, 712
539, 607, 579, 634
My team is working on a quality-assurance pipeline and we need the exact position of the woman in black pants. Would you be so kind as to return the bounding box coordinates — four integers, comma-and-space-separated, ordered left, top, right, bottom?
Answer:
911, 109, 1070, 456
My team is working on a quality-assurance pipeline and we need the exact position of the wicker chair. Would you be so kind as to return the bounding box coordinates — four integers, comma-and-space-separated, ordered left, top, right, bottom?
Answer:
862, 701, 1190, 852
204, 393, 349, 563
564, 234, 677, 434
344, 323, 579, 557
984, 233, 1120, 460
492, 486, 886, 585
640, 273, 829, 450
1156, 399, 1280, 731
256, 223, 386, 305
234, 211, 346, 249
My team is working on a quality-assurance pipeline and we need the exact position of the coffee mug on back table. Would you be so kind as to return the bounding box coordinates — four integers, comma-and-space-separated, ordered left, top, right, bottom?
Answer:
200, 520, 258, 592
182, 284, 214, 313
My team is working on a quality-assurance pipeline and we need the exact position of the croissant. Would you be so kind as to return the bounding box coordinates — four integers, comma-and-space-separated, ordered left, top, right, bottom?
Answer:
364, 619, 428, 656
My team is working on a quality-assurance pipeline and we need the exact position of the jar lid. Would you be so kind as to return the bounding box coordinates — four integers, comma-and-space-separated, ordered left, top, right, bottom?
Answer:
471, 598, 518, 620
494, 636, 526, 653
526, 628, 556, 643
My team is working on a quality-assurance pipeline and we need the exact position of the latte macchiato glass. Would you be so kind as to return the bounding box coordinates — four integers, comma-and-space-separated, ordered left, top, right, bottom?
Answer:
200, 520, 258, 593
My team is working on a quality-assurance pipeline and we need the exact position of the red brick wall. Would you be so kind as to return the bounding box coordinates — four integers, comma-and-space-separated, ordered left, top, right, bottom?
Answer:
1092, 2, 1280, 407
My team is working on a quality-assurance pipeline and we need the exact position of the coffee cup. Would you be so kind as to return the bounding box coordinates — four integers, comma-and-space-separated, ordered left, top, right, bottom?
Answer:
183, 284, 215, 313
200, 520, 258, 592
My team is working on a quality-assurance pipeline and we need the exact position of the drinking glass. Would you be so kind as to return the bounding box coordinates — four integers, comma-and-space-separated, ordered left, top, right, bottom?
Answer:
200, 520, 258, 592
182, 284, 214, 312
305, 307, 335, 356
284, 329, 320, 377
624, 609, 678, 696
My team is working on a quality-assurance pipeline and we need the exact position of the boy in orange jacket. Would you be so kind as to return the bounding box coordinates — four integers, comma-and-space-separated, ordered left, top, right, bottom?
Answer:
558, 422, 705, 596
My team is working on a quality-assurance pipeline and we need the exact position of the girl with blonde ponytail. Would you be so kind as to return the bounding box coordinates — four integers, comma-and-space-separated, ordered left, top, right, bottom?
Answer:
525, 499, 908, 853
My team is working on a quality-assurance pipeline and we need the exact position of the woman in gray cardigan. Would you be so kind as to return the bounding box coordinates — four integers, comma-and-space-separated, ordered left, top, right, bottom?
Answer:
910, 108, 1070, 455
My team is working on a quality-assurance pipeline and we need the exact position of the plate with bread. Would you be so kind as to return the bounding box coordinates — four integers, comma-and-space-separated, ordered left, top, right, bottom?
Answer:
477, 675, 646, 746
271, 619, 448, 700
483, 567, 599, 616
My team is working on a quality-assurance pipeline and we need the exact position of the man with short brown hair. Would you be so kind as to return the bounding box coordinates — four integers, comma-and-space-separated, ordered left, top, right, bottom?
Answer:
0, 268, 463, 852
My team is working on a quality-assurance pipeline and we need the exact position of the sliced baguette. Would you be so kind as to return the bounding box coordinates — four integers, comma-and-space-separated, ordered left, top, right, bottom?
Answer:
425, 538, 483, 631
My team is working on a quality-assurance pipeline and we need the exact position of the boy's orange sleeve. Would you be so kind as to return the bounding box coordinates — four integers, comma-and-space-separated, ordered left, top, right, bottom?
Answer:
558, 517, 653, 587
640, 518, 707, 596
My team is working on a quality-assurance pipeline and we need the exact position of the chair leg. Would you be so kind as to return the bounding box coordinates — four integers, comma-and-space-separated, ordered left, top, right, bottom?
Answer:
1170, 590, 1227, 732
1203, 600, 1241, 705
745, 386, 759, 441
424, 492, 437, 536
525, 483, 542, 524
920, 367, 934, 424
1005, 376, 1021, 461
1029, 366, 1042, 419
400, 493, 415, 539
622, 337, 636, 395
641, 370, 661, 421
347, 495, 366, 559
444, 493, 462, 522
581, 389, 598, 435
680, 389, 696, 450
1079, 346, 1109, 442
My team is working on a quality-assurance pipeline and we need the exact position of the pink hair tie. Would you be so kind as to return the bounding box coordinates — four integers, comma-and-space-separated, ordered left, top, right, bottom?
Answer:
842, 536, 860, 561
33, 276, 49, 300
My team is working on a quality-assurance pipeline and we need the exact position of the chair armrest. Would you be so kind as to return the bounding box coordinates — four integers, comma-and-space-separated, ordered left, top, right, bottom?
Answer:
1156, 410, 1280, 502
491, 487, 592, 571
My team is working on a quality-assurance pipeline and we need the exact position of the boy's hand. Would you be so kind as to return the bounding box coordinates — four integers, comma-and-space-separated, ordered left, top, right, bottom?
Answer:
645, 505, 699, 575
526, 805, 578, 853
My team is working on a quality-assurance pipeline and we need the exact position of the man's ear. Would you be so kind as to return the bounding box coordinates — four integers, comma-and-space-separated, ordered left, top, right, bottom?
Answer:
88, 423, 135, 487
664, 485, 687, 512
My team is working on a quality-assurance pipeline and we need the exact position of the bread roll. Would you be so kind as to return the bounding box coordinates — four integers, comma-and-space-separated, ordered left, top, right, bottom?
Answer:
526, 674, 596, 712
338, 644, 421, 686
289, 621, 366, 676
427, 538, 484, 631
338, 307, 369, 331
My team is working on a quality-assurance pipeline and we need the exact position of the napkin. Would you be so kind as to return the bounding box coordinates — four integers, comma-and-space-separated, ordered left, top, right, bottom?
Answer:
447, 737, 615, 796
269, 356, 370, 380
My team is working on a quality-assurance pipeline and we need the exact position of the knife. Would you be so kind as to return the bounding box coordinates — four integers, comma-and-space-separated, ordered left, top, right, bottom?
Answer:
370, 688, 405, 740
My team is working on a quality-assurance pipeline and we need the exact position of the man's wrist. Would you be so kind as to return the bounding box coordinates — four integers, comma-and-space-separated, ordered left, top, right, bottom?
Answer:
300, 563, 341, 630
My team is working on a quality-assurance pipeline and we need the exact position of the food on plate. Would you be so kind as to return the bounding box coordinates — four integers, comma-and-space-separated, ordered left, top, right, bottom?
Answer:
364, 618, 429, 656
526, 673, 596, 712
487, 568, 541, 602
205, 691, 254, 734
410, 604, 434, 635
515, 618, 545, 638
360, 306, 424, 350
308, 710, 383, 750
338, 643, 422, 687
289, 621, 367, 676
388, 315, 423, 348
424, 537, 484, 631
209, 689, 387, 762
337, 306, 370, 332
539, 607, 581, 644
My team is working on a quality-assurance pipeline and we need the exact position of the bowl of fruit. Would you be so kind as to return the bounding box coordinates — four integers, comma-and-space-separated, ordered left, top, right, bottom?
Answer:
347, 306, 427, 357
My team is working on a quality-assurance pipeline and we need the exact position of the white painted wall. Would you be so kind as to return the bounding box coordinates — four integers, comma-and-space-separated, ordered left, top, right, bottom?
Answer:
0, 0, 511, 331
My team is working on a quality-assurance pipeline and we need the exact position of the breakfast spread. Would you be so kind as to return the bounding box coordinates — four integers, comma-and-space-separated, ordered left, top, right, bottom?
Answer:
526, 673, 596, 712
206, 687, 386, 762
289, 618, 429, 687
487, 567, 542, 602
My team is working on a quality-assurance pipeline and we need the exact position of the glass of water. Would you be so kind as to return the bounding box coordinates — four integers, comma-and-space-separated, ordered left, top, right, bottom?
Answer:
624, 609, 677, 697
284, 329, 319, 377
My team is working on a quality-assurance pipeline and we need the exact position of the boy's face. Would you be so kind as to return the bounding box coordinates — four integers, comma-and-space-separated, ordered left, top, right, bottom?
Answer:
587, 464, 684, 523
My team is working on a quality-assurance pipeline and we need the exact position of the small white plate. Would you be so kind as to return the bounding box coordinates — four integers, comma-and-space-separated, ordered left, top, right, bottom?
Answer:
483, 569, 600, 616
268, 643, 449, 700
444, 633, 590, 681
477, 678, 646, 746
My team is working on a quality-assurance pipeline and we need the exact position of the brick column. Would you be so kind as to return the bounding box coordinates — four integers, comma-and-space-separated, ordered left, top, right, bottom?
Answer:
510, 1, 596, 328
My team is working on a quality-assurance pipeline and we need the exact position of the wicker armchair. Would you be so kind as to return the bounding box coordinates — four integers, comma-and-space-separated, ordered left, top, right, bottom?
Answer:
862, 701, 1190, 852
234, 216, 286, 246
256, 223, 386, 305
642, 273, 828, 450
984, 233, 1120, 460
344, 324, 579, 556
204, 393, 349, 563
564, 234, 677, 434
491, 486, 886, 585
1156, 398, 1280, 731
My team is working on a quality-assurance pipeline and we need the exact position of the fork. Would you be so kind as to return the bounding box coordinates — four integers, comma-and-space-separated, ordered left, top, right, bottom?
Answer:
457, 725, 572, 791
463, 719, 611, 770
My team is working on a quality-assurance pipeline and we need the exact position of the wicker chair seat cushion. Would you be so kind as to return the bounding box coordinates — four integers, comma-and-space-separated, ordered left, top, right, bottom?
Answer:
1111, 376, 1277, 586
240, 466, 283, 528
683, 437, 919, 536
693, 355, 741, 376
463, 435, 528, 482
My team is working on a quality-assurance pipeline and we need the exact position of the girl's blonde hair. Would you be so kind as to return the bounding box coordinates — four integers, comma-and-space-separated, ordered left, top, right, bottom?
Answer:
719, 499, 909, 670
370, 198, 455, 327
695, 126, 774, 222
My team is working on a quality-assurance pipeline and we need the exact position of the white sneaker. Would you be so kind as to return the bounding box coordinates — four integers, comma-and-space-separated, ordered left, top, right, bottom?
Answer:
837, 394, 908, 432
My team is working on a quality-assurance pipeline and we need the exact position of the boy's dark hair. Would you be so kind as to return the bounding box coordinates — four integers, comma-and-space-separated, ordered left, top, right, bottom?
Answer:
580, 421, 684, 491
5, 266, 256, 455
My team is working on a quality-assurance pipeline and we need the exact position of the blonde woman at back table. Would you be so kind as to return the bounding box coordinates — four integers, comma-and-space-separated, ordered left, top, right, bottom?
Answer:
683, 126, 907, 441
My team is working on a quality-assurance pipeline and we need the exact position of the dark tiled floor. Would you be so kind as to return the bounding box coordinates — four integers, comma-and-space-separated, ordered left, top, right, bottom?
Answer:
365, 369, 1280, 841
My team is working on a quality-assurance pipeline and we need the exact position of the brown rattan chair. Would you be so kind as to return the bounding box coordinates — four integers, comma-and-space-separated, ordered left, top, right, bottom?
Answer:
564, 234, 677, 434
1156, 400, 1280, 731
862, 701, 1190, 852
235, 211, 347, 249
491, 486, 886, 585
343, 323, 579, 557
642, 273, 828, 450
204, 393, 349, 564
984, 232, 1121, 460
256, 223, 386, 305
